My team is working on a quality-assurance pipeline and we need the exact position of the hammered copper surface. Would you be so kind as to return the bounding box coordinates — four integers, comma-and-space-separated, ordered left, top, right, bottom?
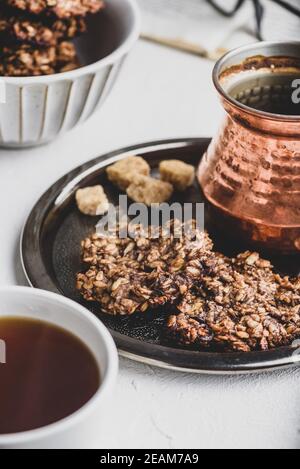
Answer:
198, 44, 300, 254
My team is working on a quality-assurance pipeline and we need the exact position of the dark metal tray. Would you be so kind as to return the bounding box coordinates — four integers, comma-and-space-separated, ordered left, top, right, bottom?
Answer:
21, 139, 300, 374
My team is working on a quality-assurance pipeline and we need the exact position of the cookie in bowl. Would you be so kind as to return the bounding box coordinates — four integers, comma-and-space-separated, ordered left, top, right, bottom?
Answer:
0, 0, 140, 147
0, 0, 105, 76
0, 41, 78, 76
0, 9, 86, 46
3, 0, 105, 19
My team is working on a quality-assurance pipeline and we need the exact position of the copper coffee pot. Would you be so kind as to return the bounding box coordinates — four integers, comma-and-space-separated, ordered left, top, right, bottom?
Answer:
198, 42, 300, 254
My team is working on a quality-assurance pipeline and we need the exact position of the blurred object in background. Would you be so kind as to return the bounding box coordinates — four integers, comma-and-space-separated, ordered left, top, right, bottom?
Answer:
209, 0, 300, 41
262, 0, 300, 41
207, 0, 264, 39
138, 0, 300, 60
138, 0, 255, 59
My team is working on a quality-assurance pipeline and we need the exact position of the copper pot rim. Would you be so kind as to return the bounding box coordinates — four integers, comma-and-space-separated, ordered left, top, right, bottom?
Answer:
213, 41, 300, 123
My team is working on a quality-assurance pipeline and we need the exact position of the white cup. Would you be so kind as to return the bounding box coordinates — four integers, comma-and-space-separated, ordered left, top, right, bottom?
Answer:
0, 286, 118, 449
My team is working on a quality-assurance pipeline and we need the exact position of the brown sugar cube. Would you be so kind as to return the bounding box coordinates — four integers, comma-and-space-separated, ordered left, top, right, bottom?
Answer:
76, 185, 109, 216
106, 156, 150, 191
126, 176, 173, 206
159, 159, 195, 191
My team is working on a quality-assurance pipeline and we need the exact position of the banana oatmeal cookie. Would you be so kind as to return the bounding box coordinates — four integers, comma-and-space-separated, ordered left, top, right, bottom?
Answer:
4, 0, 105, 18
0, 41, 78, 76
76, 221, 212, 315
76, 220, 300, 352
0, 10, 86, 46
167, 251, 300, 352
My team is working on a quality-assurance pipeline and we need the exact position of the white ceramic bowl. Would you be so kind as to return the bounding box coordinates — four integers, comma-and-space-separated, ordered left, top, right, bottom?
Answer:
0, 0, 140, 148
0, 286, 118, 449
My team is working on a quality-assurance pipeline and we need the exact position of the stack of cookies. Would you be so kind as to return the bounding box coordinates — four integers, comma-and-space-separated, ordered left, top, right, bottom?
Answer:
0, 0, 105, 76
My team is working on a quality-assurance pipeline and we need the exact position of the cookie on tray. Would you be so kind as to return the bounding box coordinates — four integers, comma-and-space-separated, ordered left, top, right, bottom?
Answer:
76, 222, 213, 316
5, 0, 105, 19
0, 41, 79, 76
0, 11, 86, 46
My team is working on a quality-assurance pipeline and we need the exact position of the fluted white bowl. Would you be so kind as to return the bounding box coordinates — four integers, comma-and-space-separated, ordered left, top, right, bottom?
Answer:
0, 0, 140, 148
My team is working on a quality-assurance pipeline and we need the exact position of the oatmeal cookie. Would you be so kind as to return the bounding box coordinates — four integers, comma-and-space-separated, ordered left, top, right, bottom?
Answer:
77, 220, 300, 351
167, 313, 214, 347
0, 10, 86, 46
76, 222, 213, 315
4, 0, 105, 19
0, 41, 78, 76
167, 251, 300, 352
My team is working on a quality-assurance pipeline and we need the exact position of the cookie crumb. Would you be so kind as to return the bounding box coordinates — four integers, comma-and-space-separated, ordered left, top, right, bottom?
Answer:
76, 185, 109, 216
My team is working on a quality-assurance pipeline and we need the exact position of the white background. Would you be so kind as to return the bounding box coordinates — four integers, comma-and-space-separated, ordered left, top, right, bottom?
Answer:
1, 39, 300, 449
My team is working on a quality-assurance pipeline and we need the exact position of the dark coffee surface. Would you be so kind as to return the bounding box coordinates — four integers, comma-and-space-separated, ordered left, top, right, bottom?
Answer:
229, 73, 300, 116
0, 317, 100, 434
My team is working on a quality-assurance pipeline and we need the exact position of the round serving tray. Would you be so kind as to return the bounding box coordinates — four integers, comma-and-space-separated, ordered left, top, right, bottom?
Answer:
21, 138, 300, 374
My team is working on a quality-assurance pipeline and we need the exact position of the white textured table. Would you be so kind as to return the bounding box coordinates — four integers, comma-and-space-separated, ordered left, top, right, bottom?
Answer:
1, 40, 300, 450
